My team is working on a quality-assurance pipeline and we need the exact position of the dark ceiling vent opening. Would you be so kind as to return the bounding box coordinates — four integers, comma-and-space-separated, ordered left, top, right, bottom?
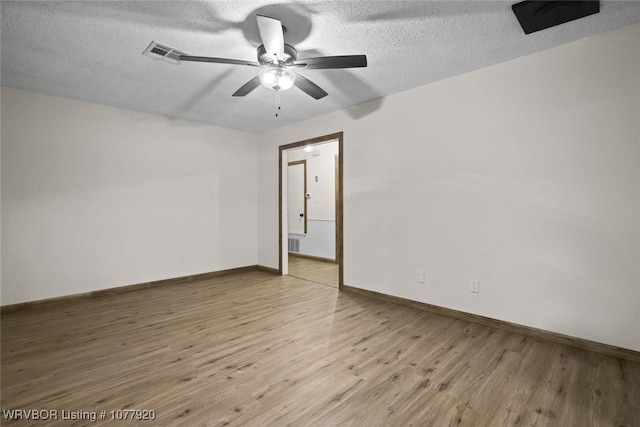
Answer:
512, 0, 600, 34
151, 46, 169, 56
142, 41, 187, 65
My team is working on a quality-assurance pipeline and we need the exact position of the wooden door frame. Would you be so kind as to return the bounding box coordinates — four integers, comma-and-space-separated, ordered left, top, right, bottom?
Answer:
279, 131, 344, 290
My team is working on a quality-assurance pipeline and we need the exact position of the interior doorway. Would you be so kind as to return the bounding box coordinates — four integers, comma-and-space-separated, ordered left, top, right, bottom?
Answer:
279, 132, 343, 289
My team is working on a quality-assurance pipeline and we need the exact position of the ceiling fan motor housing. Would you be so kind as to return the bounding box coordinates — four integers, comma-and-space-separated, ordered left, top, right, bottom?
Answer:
257, 43, 297, 65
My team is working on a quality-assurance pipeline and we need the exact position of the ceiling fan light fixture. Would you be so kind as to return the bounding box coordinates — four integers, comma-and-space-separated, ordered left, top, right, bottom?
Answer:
259, 67, 296, 91
176, 15, 366, 101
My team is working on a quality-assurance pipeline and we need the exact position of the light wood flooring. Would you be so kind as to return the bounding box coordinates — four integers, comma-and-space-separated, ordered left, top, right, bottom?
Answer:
287, 255, 338, 288
2, 263, 639, 426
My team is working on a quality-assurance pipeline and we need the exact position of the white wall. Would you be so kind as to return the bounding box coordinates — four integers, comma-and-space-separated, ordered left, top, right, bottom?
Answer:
287, 141, 338, 259
258, 23, 640, 351
1, 87, 258, 305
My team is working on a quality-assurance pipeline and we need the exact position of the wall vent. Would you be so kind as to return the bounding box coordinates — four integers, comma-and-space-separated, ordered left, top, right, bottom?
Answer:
288, 238, 300, 253
142, 41, 187, 65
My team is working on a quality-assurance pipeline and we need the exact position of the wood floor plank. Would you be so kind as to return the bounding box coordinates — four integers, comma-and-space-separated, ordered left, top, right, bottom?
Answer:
2, 261, 639, 426
287, 255, 338, 288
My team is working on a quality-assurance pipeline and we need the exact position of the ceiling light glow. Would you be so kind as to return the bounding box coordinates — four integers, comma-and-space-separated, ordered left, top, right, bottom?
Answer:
259, 68, 295, 91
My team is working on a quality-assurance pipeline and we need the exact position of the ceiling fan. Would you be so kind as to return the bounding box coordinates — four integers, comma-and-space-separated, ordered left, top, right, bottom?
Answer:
178, 15, 367, 101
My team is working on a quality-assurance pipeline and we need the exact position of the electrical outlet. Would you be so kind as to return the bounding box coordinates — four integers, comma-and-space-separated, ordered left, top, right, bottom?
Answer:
418, 271, 425, 284
471, 279, 479, 293
179, 254, 187, 264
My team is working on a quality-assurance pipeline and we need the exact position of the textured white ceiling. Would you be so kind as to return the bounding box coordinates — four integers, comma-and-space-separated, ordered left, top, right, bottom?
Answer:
2, 1, 640, 133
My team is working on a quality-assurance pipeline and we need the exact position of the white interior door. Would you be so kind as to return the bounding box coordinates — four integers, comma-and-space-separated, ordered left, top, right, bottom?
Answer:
288, 161, 306, 235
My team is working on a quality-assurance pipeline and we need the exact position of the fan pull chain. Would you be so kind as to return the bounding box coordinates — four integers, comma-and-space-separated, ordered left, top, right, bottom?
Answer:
275, 91, 282, 117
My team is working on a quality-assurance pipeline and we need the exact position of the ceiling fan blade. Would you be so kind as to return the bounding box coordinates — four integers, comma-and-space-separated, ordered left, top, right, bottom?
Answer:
296, 55, 367, 70
232, 76, 262, 97
256, 15, 285, 63
294, 74, 328, 100
179, 55, 259, 67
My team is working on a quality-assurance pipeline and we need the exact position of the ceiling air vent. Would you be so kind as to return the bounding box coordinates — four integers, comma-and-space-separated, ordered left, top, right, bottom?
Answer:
142, 41, 187, 65
512, 1, 600, 35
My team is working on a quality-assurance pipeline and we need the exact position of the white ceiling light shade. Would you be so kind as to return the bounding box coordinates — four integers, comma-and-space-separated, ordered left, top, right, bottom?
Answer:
259, 67, 296, 91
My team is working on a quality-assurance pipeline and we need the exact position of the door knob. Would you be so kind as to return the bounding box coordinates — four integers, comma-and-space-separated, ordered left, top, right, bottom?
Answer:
299, 213, 304, 217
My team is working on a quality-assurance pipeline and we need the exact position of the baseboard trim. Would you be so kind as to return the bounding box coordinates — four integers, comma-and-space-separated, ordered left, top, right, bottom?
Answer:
342, 284, 640, 364
1, 265, 280, 315
289, 253, 337, 264
257, 265, 281, 275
